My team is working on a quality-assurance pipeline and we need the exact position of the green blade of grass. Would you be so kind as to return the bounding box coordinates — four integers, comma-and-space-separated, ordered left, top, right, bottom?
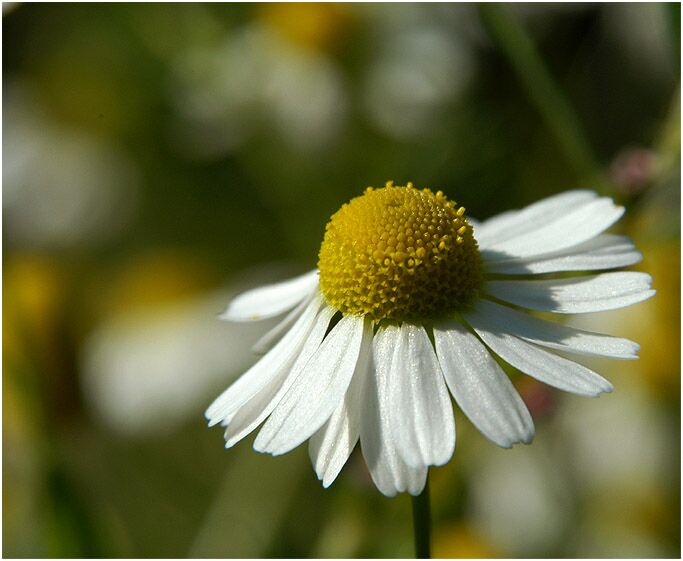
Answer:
479, 4, 606, 190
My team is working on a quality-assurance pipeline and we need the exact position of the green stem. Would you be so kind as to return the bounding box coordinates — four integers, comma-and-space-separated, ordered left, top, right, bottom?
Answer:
411, 474, 431, 559
665, 2, 680, 69
478, 3, 606, 190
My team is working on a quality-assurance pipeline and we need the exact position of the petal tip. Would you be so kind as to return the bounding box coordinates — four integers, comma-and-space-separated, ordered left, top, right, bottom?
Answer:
224, 434, 241, 448
594, 382, 614, 396
252, 439, 267, 454
254, 437, 288, 456
219, 309, 262, 322
321, 477, 334, 489
217, 305, 242, 321
407, 485, 427, 497
500, 431, 534, 448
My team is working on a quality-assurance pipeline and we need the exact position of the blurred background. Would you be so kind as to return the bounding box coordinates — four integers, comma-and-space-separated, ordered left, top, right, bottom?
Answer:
3, 3, 680, 558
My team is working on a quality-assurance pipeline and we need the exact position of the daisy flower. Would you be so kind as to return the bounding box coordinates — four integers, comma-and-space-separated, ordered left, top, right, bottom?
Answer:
206, 182, 654, 497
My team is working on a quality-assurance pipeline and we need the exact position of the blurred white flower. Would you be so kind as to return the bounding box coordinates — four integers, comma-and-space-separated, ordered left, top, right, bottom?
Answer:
361, 8, 474, 138
3, 83, 139, 249
170, 25, 346, 159
556, 356, 671, 493
468, 441, 571, 555
81, 290, 274, 436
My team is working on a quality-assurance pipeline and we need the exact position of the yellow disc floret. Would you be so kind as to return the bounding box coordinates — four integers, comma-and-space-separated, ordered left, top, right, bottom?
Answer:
318, 181, 483, 321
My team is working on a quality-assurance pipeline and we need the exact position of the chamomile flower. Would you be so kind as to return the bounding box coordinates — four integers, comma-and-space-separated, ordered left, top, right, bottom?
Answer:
206, 182, 654, 497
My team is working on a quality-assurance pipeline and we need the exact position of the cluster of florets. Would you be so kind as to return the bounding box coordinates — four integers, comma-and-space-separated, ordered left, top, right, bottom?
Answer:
318, 181, 482, 321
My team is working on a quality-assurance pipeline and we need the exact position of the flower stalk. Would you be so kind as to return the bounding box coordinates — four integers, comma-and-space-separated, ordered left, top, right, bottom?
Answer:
411, 473, 431, 558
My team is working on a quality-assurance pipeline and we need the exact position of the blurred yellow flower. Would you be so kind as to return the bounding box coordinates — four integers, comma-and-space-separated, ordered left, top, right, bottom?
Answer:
259, 2, 352, 53
433, 522, 499, 558
94, 250, 217, 317
3, 255, 66, 360
631, 240, 680, 394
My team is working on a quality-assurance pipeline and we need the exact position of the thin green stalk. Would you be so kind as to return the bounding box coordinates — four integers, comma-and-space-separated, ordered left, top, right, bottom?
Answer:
653, 84, 681, 172
665, 2, 680, 70
411, 474, 431, 558
479, 3, 606, 190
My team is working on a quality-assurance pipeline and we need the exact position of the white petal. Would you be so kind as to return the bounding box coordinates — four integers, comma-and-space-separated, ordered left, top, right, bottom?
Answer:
465, 316, 614, 396
433, 320, 534, 448
360, 325, 428, 497
405, 464, 428, 496
471, 299, 639, 359
388, 324, 455, 468
205, 295, 322, 426
219, 270, 319, 321
308, 329, 372, 488
480, 197, 624, 261
251, 293, 315, 354
475, 190, 598, 249
484, 234, 642, 274
223, 305, 337, 447
254, 315, 369, 456
486, 273, 655, 314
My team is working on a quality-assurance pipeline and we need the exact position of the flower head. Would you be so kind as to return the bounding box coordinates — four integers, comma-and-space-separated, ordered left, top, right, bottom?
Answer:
207, 183, 654, 497
318, 182, 481, 320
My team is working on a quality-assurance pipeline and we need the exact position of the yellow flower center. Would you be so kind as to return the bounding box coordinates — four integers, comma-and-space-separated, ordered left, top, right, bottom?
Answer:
318, 182, 483, 321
